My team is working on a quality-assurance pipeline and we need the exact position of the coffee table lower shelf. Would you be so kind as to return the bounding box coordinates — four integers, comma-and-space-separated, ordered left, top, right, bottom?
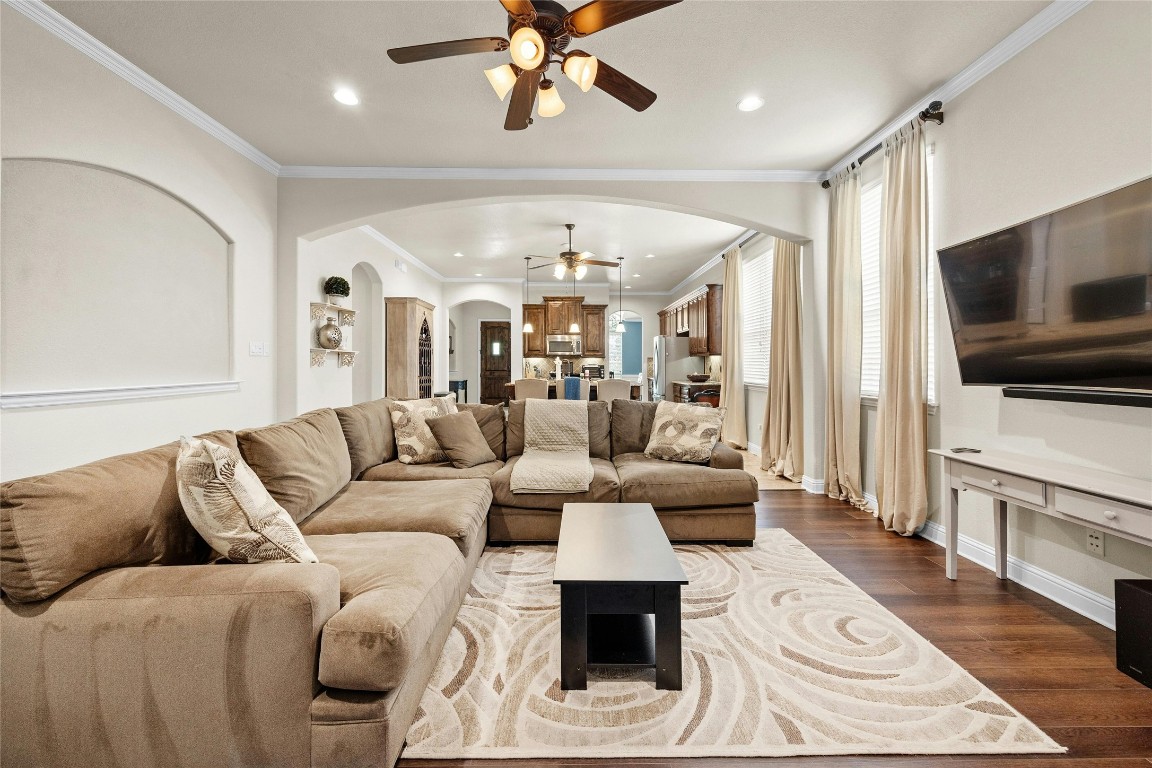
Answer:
559, 582, 682, 690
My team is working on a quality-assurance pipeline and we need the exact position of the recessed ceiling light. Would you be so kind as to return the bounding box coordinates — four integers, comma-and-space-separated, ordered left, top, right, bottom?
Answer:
474, 272, 483, 277
632, 273, 640, 277
737, 95, 764, 112
454, 252, 464, 258
624, 285, 632, 289
646, 253, 655, 259
333, 87, 359, 106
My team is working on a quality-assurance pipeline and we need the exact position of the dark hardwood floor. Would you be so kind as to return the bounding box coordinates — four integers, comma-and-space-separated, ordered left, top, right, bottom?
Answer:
400, 491, 1152, 768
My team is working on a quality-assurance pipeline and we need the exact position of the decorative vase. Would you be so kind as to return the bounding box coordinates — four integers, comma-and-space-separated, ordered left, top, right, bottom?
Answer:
326, 294, 343, 306
317, 317, 342, 349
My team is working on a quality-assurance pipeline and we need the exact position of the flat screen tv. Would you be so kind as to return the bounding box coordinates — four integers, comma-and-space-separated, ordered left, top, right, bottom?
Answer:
937, 177, 1152, 406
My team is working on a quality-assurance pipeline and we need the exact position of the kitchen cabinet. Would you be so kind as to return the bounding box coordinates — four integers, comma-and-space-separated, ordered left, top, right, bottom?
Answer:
581, 304, 606, 357
543, 296, 582, 336
660, 283, 723, 356
523, 304, 546, 356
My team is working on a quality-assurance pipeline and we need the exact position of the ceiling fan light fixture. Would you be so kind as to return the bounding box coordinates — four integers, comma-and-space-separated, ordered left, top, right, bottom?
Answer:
537, 79, 565, 118
563, 52, 598, 93
554, 263, 566, 280
574, 264, 587, 280
484, 64, 519, 101
509, 26, 545, 70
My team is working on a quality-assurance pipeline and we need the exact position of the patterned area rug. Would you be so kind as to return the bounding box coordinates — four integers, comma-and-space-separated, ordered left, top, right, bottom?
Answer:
404, 530, 1064, 759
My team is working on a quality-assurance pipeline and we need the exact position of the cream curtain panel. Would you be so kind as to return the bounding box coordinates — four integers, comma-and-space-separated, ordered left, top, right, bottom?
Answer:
760, 238, 803, 480
876, 121, 928, 535
719, 245, 747, 448
823, 170, 869, 509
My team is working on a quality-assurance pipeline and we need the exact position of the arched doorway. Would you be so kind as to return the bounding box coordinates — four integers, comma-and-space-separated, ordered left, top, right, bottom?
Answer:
607, 309, 644, 380
350, 262, 383, 403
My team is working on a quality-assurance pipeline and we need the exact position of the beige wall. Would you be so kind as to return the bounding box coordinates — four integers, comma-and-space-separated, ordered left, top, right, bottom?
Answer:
854, 1, 1152, 598
0, 8, 279, 480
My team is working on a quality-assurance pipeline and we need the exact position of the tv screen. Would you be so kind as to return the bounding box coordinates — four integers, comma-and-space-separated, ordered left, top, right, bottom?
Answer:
937, 177, 1152, 393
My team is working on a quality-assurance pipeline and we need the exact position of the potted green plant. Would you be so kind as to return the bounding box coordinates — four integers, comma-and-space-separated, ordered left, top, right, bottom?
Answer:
324, 276, 350, 306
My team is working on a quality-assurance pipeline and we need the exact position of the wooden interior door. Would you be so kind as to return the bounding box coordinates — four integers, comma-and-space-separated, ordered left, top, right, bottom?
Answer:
480, 321, 512, 405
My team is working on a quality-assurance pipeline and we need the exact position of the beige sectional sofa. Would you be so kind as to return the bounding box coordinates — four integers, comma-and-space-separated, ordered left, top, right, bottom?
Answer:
1, 396, 756, 768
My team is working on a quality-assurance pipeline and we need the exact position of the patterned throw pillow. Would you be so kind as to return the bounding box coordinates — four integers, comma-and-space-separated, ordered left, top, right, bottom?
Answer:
389, 394, 459, 464
643, 401, 727, 464
176, 436, 318, 563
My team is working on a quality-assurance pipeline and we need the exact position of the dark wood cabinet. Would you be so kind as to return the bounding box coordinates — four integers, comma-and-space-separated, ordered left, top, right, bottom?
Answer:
581, 304, 606, 357
671, 381, 722, 404
660, 284, 723, 356
543, 296, 582, 336
523, 303, 546, 356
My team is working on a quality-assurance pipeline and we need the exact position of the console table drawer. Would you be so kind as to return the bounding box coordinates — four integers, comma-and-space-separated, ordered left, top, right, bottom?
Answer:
960, 465, 1046, 508
1054, 487, 1152, 541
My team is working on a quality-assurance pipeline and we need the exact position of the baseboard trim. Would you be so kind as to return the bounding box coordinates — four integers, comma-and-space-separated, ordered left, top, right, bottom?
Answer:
864, 492, 878, 511
918, 520, 1116, 629
745, 442, 762, 456
801, 476, 825, 495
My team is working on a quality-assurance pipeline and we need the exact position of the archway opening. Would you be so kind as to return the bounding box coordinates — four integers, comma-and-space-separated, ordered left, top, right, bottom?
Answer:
607, 309, 644, 380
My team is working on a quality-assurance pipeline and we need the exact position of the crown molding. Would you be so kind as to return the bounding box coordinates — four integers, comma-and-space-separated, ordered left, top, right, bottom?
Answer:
822, 0, 1092, 179
4, 0, 281, 175
279, 166, 824, 182
358, 226, 446, 281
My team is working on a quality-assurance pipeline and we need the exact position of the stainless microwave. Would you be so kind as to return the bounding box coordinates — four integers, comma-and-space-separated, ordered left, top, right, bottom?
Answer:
546, 335, 582, 356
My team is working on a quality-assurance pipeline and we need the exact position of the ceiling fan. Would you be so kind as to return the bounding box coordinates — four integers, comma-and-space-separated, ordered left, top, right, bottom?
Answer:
386, 0, 682, 130
529, 224, 619, 280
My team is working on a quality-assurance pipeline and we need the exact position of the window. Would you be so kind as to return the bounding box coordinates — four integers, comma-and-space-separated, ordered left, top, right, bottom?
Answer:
859, 152, 937, 404
741, 245, 774, 385
607, 310, 642, 377
860, 182, 883, 398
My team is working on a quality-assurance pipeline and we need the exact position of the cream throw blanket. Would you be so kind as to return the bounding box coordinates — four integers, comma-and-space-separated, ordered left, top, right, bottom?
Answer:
510, 399, 593, 494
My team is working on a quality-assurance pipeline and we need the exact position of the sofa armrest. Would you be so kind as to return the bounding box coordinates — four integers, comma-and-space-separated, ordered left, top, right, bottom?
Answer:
710, 442, 745, 470
2, 563, 340, 768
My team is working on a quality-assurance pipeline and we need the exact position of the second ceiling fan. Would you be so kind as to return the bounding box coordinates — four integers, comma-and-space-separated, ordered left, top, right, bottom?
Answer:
387, 0, 682, 130
529, 224, 619, 280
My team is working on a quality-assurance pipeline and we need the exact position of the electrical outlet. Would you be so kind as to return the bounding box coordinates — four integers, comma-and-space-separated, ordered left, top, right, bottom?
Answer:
1086, 528, 1105, 558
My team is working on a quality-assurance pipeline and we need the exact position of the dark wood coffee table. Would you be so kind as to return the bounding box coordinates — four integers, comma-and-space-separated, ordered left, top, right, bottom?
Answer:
553, 502, 689, 690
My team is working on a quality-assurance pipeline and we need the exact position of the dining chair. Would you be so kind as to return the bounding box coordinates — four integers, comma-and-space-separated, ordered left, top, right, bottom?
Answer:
514, 378, 549, 400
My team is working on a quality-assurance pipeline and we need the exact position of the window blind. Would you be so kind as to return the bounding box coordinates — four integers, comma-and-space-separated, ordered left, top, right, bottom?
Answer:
742, 246, 774, 385
860, 182, 883, 398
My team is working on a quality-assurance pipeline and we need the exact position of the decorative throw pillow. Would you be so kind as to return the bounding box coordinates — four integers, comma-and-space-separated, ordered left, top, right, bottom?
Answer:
426, 411, 498, 468
176, 436, 318, 563
388, 394, 458, 464
643, 401, 727, 464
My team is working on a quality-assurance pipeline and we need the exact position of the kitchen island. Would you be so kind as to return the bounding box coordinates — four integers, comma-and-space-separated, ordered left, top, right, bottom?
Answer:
503, 381, 641, 404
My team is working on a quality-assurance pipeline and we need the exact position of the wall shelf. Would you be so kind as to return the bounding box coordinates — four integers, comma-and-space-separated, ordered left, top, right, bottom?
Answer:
310, 348, 358, 368
309, 302, 356, 326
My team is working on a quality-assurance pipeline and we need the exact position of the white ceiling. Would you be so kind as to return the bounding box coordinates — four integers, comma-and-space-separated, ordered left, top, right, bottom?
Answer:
47, 0, 1047, 170
366, 199, 746, 290
38, 0, 1050, 289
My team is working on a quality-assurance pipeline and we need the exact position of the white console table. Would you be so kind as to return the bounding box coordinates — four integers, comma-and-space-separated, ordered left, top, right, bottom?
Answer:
929, 448, 1152, 580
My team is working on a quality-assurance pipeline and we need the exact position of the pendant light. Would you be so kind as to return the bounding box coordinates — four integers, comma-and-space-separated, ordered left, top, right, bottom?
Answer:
568, 271, 580, 333
615, 257, 626, 333
522, 256, 534, 334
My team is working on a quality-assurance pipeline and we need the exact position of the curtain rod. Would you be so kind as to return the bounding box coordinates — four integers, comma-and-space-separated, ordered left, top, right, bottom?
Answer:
820, 101, 944, 189
720, 230, 760, 258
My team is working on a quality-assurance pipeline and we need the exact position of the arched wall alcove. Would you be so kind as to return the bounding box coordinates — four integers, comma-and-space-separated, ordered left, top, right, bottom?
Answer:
349, 261, 384, 404
447, 299, 513, 404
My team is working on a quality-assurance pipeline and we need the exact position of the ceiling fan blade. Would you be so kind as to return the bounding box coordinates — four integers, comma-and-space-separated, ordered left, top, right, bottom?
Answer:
529, 261, 561, 269
387, 37, 508, 64
499, 0, 537, 22
593, 59, 657, 111
580, 259, 620, 267
504, 70, 541, 130
564, 0, 681, 37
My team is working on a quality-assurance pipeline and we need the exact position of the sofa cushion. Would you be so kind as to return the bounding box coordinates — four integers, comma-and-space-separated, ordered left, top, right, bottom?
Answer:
644, 401, 726, 464
426, 411, 497, 468
0, 431, 233, 603
458, 403, 505, 460
389, 395, 458, 464
334, 399, 396, 479
490, 455, 620, 510
504, 399, 609, 459
610, 399, 658, 456
237, 409, 351, 524
360, 460, 503, 482
307, 532, 465, 692
297, 480, 491, 558
176, 436, 317, 563
613, 452, 759, 509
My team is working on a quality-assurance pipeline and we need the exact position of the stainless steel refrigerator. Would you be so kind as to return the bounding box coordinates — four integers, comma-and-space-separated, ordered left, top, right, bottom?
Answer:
651, 335, 696, 401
